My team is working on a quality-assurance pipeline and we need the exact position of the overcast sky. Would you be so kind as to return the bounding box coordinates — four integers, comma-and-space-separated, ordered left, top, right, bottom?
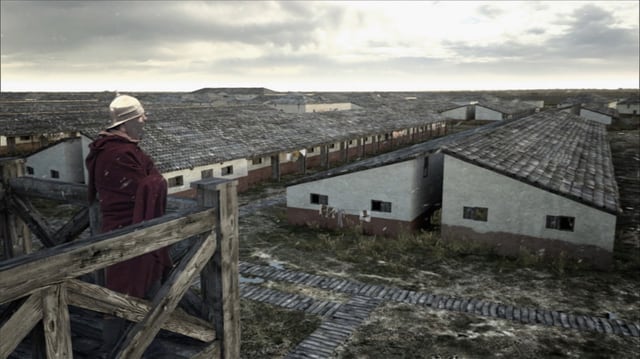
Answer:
1, 1, 638, 92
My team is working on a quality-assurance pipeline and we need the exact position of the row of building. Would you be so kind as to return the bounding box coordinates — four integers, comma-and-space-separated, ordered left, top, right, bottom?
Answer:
0, 89, 635, 268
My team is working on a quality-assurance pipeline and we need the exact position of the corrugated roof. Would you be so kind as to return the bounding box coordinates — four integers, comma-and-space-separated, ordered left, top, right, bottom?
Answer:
289, 120, 507, 185
44, 104, 445, 173
442, 111, 620, 214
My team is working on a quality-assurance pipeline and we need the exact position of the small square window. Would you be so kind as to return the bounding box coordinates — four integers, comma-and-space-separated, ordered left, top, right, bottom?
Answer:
463, 206, 488, 222
50, 170, 59, 179
371, 200, 392, 213
168, 175, 184, 187
308, 147, 315, 153
222, 165, 233, 176
329, 143, 336, 149
26, 166, 34, 175
252, 157, 263, 165
201, 169, 213, 179
19, 136, 31, 141
310, 193, 328, 205
546, 215, 574, 232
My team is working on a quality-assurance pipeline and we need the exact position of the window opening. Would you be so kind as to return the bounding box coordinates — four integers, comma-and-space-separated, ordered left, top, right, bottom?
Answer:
168, 175, 184, 187
201, 169, 213, 179
310, 193, 328, 205
371, 200, 392, 213
463, 206, 488, 222
222, 165, 233, 176
546, 215, 575, 232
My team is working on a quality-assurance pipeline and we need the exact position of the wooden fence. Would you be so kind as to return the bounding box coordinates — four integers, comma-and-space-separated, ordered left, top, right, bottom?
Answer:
0, 158, 240, 359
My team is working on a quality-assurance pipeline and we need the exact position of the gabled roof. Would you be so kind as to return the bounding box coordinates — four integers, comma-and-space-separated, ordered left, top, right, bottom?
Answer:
78, 104, 445, 173
442, 111, 620, 214
288, 120, 507, 186
475, 100, 538, 115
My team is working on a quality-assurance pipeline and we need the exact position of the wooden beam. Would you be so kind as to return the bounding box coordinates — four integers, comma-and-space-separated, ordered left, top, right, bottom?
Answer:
9, 177, 88, 206
196, 179, 241, 359
115, 232, 218, 358
0, 208, 216, 304
191, 341, 221, 359
65, 279, 215, 342
53, 207, 89, 244
42, 284, 73, 359
8, 194, 56, 247
8, 177, 196, 209
0, 291, 43, 358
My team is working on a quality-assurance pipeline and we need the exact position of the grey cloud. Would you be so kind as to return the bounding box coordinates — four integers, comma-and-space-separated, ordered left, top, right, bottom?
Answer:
477, 4, 503, 19
444, 4, 638, 62
1, 1, 341, 59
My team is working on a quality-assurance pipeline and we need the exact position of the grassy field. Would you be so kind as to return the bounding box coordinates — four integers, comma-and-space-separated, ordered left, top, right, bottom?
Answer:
237, 129, 640, 358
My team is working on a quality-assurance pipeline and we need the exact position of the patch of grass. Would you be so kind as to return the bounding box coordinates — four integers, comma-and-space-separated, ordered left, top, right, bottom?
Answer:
240, 299, 320, 359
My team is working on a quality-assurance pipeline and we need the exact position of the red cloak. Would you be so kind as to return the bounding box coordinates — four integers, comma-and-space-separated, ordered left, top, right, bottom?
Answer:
86, 134, 172, 298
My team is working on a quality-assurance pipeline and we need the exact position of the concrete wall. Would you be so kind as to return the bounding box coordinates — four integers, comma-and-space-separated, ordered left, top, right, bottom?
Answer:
475, 106, 504, 121
272, 103, 304, 114
441, 106, 469, 120
26, 138, 85, 183
441, 155, 616, 263
617, 102, 640, 115
163, 158, 248, 195
580, 108, 612, 125
287, 153, 444, 234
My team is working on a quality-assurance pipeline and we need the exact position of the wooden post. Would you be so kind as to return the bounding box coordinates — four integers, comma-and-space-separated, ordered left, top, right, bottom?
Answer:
270, 155, 280, 182
192, 178, 240, 359
320, 145, 329, 169
341, 141, 347, 163
0, 158, 26, 259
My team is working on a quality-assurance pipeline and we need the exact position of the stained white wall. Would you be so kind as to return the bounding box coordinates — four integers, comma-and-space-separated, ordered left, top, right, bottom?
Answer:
441, 155, 616, 252
287, 153, 443, 222
580, 109, 612, 125
163, 158, 249, 194
441, 106, 469, 120
26, 138, 85, 183
475, 106, 504, 121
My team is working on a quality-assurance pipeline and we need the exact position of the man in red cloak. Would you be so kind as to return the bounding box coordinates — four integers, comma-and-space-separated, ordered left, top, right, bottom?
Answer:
86, 94, 173, 355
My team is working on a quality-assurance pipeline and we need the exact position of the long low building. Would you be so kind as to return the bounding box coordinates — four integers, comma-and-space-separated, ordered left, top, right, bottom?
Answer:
1, 94, 448, 196
440, 111, 620, 268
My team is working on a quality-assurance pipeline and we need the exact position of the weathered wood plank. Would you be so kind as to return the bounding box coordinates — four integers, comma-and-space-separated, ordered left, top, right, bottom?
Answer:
216, 180, 241, 359
8, 176, 196, 209
65, 279, 215, 342
53, 206, 90, 244
191, 340, 221, 359
0, 208, 216, 304
192, 178, 241, 359
8, 194, 56, 247
0, 291, 43, 358
42, 284, 73, 359
115, 233, 218, 358
9, 177, 89, 206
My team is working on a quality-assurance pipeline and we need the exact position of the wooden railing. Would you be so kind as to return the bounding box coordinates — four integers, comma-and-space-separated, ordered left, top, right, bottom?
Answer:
0, 158, 240, 359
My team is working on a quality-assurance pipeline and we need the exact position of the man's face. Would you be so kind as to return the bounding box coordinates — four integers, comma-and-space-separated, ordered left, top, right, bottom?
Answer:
122, 113, 146, 140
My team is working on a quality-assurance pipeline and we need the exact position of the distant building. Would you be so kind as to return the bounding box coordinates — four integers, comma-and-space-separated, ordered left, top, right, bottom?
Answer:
474, 100, 538, 121
440, 111, 619, 268
558, 104, 616, 125
616, 98, 640, 116
25, 137, 85, 183
286, 123, 502, 236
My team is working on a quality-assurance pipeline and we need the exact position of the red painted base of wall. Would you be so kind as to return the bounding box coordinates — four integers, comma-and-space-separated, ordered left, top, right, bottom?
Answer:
287, 207, 428, 237
441, 224, 613, 270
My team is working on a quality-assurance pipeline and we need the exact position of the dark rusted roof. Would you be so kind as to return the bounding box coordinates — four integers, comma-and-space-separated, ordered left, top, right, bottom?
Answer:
442, 111, 620, 214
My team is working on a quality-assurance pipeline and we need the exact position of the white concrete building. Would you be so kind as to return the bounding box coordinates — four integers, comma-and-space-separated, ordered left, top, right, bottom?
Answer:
440, 111, 619, 268
26, 137, 85, 183
286, 124, 500, 236
617, 98, 639, 116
